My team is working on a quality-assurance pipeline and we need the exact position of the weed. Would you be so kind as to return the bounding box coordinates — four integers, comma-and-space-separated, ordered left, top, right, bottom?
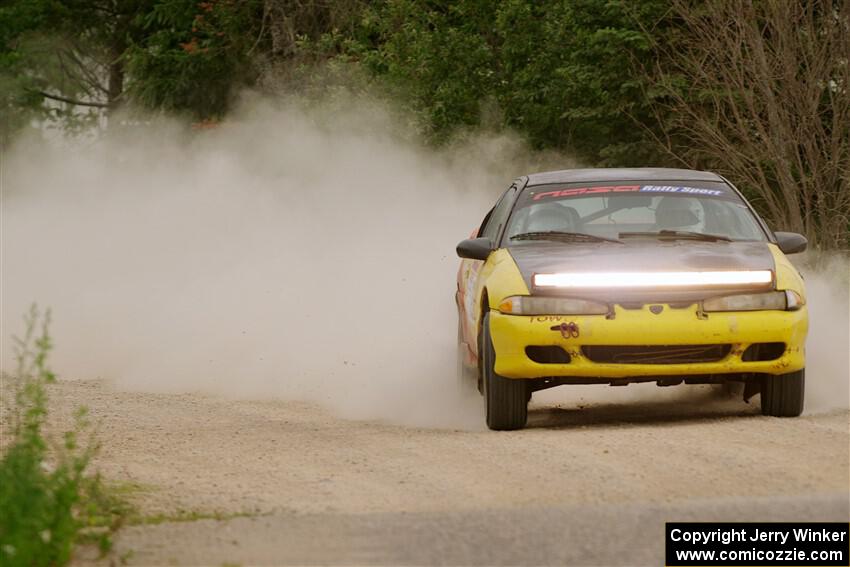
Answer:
0, 305, 129, 566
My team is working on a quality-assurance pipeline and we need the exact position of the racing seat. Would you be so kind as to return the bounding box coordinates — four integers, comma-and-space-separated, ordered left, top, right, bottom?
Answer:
526, 205, 581, 233
654, 197, 701, 230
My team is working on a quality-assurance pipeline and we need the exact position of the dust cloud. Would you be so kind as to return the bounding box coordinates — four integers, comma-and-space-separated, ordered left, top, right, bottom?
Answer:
801, 256, 850, 413
1, 96, 847, 428
1, 97, 561, 429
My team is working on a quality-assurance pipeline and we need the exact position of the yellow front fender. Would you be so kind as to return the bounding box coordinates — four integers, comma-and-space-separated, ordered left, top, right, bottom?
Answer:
464, 249, 528, 361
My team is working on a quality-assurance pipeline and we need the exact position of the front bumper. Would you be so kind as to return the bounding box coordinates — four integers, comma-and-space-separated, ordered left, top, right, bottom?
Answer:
489, 304, 807, 379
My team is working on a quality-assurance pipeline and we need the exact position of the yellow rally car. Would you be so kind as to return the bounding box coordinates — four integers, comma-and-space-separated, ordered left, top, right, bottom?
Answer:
456, 168, 808, 430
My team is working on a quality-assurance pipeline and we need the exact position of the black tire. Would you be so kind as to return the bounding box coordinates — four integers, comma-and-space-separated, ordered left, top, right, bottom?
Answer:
761, 369, 805, 417
482, 313, 528, 430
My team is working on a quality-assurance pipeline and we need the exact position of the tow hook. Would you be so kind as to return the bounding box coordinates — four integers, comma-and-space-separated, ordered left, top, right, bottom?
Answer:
550, 322, 579, 339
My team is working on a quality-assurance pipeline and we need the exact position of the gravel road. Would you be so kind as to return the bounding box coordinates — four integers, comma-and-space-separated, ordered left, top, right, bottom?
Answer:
50, 379, 848, 566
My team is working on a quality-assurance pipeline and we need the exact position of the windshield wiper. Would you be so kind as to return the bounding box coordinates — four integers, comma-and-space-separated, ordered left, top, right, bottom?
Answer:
510, 231, 623, 244
618, 230, 732, 242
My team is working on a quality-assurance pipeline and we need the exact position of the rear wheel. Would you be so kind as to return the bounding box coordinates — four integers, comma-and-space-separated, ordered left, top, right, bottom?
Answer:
761, 369, 805, 417
482, 313, 528, 430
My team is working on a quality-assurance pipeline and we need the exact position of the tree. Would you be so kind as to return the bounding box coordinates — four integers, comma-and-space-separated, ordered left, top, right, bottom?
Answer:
0, 0, 265, 133
0, 0, 155, 129
126, 0, 264, 119
492, 0, 671, 164
651, 0, 850, 249
346, 0, 672, 164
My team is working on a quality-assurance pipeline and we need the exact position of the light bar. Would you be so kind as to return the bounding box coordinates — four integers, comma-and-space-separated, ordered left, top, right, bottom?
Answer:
533, 270, 773, 289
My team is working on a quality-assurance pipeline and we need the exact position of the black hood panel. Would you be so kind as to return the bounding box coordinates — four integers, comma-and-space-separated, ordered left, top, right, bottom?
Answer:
507, 240, 776, 303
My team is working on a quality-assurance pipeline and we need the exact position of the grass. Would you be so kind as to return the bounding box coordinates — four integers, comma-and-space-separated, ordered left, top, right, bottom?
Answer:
131, 509, 261, 526
0, 305, 131, 566
72, 478, 259, 527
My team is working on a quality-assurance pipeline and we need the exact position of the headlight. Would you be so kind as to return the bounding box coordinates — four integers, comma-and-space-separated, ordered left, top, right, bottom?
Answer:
498, 295, 609, 315
702, 290, 804, 312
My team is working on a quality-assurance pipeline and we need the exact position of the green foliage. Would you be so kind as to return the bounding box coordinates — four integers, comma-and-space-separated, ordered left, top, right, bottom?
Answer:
0, 0, 56, 135
343, 0, 672, 164
0, 0, 144, 135
127, 0, 264, 119
0, 306, 127, 566
354, 1, 500, 139
0, 0, 263, 131
0, 0, 672, 162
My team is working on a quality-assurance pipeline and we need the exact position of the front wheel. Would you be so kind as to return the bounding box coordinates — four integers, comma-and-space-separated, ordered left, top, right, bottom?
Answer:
482, 312, 528, 430
761, 369, 805, 417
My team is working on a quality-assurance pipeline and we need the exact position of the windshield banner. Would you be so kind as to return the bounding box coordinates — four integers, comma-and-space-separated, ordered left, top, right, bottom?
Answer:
532, 184, 730, 201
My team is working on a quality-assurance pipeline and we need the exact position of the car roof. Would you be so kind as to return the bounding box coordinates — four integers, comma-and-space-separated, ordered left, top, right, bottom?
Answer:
525, 167, 724, 186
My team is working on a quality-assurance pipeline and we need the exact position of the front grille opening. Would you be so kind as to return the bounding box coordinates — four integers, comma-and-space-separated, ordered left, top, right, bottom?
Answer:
741, 342, 786, 361
582, 344, 731, 364
525, 346, 571, 364
615, 302, 695, 310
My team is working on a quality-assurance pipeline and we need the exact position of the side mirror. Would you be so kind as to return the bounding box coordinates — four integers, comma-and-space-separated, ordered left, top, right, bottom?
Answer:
775, 231, 807, 254
456, 237, 494, 261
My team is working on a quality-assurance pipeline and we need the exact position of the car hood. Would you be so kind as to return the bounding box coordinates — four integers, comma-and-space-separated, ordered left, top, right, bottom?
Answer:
506, 240, 776, 304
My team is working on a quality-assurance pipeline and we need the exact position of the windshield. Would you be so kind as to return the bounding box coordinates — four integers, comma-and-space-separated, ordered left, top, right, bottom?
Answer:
505, 181, 766, 244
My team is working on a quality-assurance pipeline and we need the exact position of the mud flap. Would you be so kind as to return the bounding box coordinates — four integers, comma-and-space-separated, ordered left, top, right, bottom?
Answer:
743, 379, 761, 403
